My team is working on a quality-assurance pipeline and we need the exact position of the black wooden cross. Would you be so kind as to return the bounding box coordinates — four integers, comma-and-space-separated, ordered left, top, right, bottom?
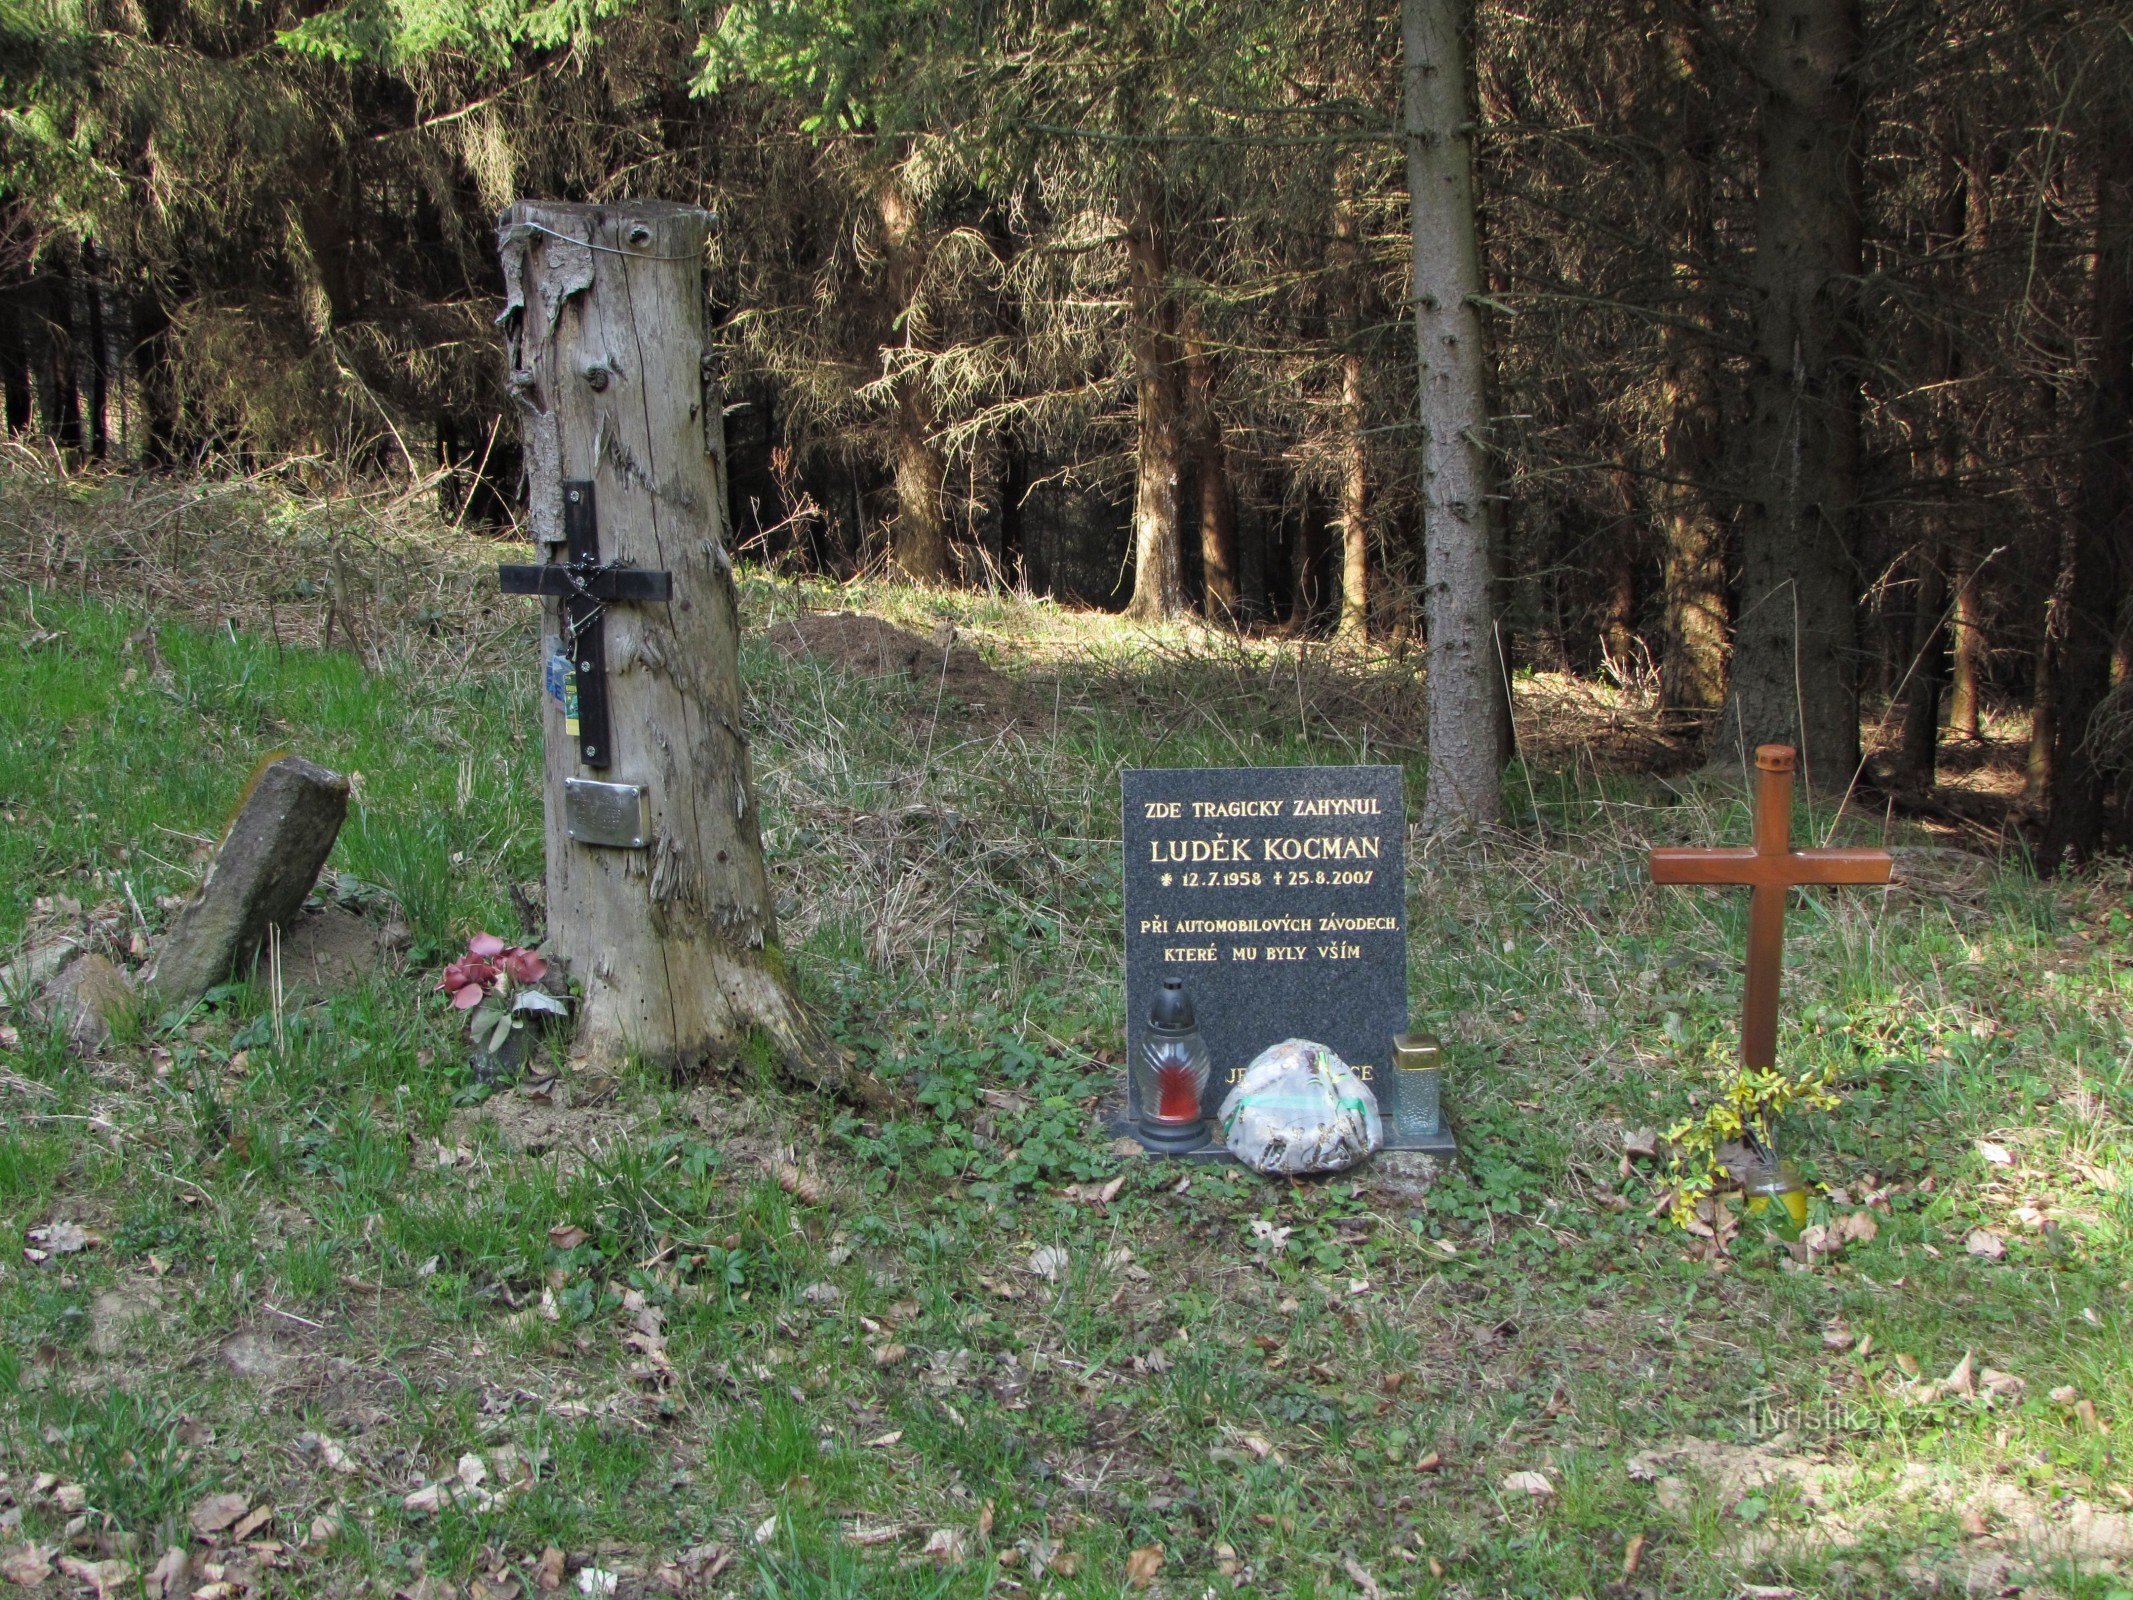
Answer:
498, 480, 671, 769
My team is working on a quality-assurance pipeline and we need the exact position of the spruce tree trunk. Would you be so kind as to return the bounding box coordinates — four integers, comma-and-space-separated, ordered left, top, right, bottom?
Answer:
35, 245, 81, 452
1184, 328, 1239, 621
1651, 15, 1730, 718
1237, 459, 1270, 624
1335, 187, 1371, 642
1720, 0, 1865, 790
1949, 540, 1987, 738
889, 387, 951, 582
497, 200, 884, 1104
0, 293, 27, 431
878, 177, 952, 582
1895, 547, 1949, 785
2040, 136, 2133, 866
1292, 491, 1329, 629
1405, 0, 1503, 830
1124, 180, 1189, 621
1603, 543, 1637, 671
2029, 531, 2072, 800
1656, 216, 1728, 719
1337, 348, 1370, 642
1944, 146, 1994, 743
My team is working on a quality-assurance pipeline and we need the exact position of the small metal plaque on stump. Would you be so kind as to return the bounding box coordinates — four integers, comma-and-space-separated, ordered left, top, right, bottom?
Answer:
564, 779, 650, 849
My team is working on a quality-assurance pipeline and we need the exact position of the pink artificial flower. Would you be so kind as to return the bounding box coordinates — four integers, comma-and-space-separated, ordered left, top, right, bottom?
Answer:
438, 953, 501, 1010
501, 948, 548, 985
468, 932, 507, 960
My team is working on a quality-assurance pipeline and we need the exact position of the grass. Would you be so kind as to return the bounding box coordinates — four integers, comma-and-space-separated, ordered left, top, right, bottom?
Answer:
0, 463, 2128, 1599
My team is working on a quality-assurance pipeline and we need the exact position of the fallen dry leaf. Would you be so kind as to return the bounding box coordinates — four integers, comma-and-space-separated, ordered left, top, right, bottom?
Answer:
188, 1494, 251, 1538
2, 1545, 54, 1588
300, 1433, 359, 1475
1413, 1450, 1443, 1473
864, 1431, 903, 1449
1739, 1587, 1798, 1599
1501, 1470, 1555, 1499
26, 1222, 97, 1255
534, 1547, 567, 1592
1837, 1210, 1878, 1245
921, 1528, 967, 1566
575, 1569, 617, 1597
55, 1558, 132, 1597
753, 1515, 779, 1546
1341, 1554, 1384, 1599
1965, 1229, 2008, 1260
144, 1548, 187, 1600
546, 1223, 590, 1251
1944, 1352, 1975, 1397
1124, 1546, 1163, 1588
229, 1506, 272, 1543
1821, 1320, 1855, 1352
1976, 1140, 2013, 1166
1063, 1176, 1125, 1205
1980, 1368, 2026, 1401
1027, 1245, 1070, 1282
2050, 1384, 2081, 1405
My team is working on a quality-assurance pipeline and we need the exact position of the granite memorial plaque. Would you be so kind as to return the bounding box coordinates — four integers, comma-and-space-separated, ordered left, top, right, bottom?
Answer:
1121, 765, 1452, 1155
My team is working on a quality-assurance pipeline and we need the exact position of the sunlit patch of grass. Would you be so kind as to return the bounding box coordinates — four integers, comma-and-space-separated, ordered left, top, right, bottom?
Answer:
0, 471, 2127, 1596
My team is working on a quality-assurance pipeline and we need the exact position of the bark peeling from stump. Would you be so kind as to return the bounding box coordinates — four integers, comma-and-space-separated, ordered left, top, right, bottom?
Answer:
497, 200, 871, 1097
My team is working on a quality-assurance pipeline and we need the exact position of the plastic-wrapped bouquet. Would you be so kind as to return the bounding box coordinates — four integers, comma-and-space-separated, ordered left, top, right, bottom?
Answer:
437, 932, 568, 1066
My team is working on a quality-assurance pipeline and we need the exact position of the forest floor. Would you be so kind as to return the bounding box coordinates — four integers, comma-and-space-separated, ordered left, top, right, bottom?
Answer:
0, 461, 2128, 1600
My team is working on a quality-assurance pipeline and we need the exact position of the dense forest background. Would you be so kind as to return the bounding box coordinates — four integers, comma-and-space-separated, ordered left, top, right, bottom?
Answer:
2, 0, 2130, 856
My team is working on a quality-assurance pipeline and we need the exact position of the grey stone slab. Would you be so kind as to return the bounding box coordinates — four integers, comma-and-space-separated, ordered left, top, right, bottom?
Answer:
42, 953, 136, 1054
1122, 765, 1451, 1155
0, 936, 81, 1006
147, 756, 350, 1005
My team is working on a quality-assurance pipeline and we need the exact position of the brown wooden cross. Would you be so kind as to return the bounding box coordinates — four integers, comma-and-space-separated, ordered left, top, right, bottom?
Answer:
1649, 745, 1890, 1071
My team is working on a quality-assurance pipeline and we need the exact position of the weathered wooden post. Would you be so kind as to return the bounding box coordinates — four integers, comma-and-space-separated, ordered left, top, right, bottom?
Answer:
495, 200, 871, 1097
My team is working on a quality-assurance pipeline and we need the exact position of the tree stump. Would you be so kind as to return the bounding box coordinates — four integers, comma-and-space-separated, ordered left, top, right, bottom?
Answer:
497, 200, 880, 1100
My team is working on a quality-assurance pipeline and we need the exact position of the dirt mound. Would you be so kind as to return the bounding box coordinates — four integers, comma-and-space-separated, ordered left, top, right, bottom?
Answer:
276, 903, 409, 994
766, 611, 1023, 727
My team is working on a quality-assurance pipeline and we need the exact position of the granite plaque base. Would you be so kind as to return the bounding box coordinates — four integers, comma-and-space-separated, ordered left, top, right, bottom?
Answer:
1100, 1101, 1458, 1161
1120, 765, 1456, 1161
